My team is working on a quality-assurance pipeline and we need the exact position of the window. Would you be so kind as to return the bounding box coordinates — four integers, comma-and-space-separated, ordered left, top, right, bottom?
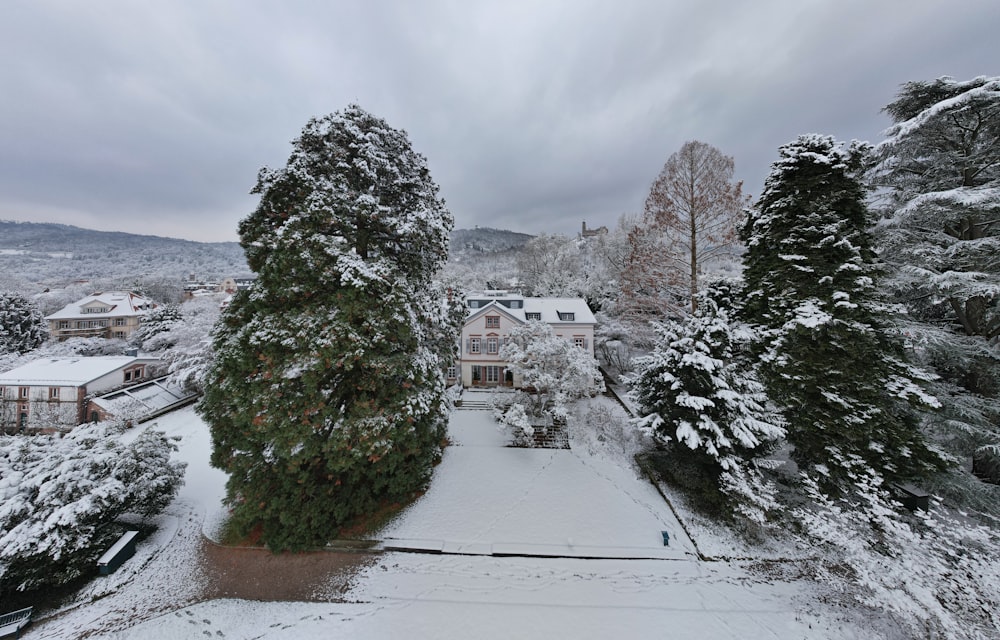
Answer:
485, 366, 501, 383
574, 337, 586, 349
558, 312, 575, 321
49, 387, 60, 400
124, 370, 132, 382
487, 337, 499, 354
19, 387, 28, 399
115, 318, 127, 326
525, 312, 541, 321
446, 366, 457, 379
470, 337, 481, 354
113, 331, 126, 339
58, 320, 70, 329
485, 316, 500, 328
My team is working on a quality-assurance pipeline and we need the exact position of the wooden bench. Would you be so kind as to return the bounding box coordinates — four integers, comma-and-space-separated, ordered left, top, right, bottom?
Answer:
97, 530, 139, 575
0, 607, 33, 639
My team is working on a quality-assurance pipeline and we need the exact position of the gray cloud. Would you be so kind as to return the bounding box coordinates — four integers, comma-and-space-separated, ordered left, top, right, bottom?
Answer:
1, 0, 997, 242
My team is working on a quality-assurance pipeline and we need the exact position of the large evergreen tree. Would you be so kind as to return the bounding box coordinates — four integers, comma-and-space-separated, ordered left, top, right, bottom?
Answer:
871, 76, 1000, 459
630, 283, 784, 522
742, 135, 943, 491
198, 105, 456, 550
0, 291, 48, 355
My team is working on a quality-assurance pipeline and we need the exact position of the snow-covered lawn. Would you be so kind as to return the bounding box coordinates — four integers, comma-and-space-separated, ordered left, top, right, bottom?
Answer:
380, 409, 696, 559
27, 403, 864, 639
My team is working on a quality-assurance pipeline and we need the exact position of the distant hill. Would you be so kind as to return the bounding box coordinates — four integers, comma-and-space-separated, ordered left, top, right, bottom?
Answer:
0, 220, 532, 286
0, 220, 248, 284
449, 227, 533, 256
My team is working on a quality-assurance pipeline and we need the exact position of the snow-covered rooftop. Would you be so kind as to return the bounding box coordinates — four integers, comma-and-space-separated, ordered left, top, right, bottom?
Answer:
45, 291, 158, 320
0, 356, 157, 386
91, 377, 196, 416
465, 291, 596, 325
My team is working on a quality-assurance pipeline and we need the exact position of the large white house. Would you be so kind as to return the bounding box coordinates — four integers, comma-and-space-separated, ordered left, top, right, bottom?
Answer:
455, 291, 597, 388
0, 356, 161, 432
45, 291, 158, 341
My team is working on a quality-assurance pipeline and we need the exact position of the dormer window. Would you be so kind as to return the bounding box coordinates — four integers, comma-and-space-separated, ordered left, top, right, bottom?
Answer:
557, 312, 575, 321
525, 312, 541, 321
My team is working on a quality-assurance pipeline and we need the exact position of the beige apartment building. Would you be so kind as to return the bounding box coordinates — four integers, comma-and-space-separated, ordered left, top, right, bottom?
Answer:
45, 291, 158, 341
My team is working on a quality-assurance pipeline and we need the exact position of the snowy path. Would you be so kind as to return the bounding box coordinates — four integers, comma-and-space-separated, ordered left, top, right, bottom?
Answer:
114, 553, 838, 640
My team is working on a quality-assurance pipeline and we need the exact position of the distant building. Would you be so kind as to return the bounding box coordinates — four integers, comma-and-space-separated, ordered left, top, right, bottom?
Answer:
45, 291, 158, 341
0, 356, 161, 432
456, 291, 597, 388
219, 275, 257, 294
182, 275, 221, 299
581, 221, 608, 238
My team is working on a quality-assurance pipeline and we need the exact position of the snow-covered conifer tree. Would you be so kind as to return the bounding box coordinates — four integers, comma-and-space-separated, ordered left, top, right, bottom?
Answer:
743, 135, 944, 491
198, 105, 455, 550
630, 283, 784, 522
871, 76, 1000, 460
0, 291, 48, 354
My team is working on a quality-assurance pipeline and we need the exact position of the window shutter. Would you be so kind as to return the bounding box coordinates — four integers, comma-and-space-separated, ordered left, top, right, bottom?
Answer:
584, 338, 590, 350
465, 338, 471, 353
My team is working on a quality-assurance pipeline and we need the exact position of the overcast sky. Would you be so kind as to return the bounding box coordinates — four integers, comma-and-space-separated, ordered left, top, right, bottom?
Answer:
2, 1, 997, 243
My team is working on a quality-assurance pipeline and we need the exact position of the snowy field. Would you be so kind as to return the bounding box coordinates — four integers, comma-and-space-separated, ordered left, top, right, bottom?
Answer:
26, 403, 865, 639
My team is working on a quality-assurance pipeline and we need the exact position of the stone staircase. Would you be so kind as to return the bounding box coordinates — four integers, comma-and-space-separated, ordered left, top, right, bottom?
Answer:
455, 397, 493, 411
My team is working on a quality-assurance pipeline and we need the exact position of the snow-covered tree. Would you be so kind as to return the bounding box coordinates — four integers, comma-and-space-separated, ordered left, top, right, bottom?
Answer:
0, 424, 184, 593
199, 105, 455, 551
630, 283, 784, 523
0, 291, 48, 354
129, 304, 183, 351
496, 321, 604, 432
145, 296, 223, 393
743, 135, 944, 492
871, 76, 1000, 456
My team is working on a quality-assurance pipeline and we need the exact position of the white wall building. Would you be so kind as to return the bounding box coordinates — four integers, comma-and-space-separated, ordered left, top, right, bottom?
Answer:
455, 291, 597, 388
45, 291, 158, 341
0, 356, 161, 432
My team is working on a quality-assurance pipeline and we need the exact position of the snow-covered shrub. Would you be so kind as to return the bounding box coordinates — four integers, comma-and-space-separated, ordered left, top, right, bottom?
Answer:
629, 284, 784, 524
0, 424, 185, 593
0, 291, 48, 355
499, 320, 605, 421
594, 317, 634, 375
570, 399, 648, 470
795, 458, 1000, 639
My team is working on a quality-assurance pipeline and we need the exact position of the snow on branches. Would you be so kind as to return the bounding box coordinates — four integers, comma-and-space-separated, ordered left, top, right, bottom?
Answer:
629, 284, 784, 523
495, 321, 604, 435
0, 424, 184, 593
0, 291, 48, 355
